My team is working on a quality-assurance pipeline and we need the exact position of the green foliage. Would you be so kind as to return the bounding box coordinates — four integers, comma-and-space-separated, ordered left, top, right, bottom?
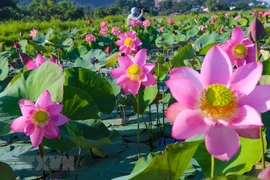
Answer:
0, 162, 16, 180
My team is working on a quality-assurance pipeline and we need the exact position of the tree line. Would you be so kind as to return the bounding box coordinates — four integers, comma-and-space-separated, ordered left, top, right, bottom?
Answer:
0, 0, 263, 21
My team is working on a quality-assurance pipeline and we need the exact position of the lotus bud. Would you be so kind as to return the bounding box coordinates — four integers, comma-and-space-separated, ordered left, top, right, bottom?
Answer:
14, 42, 21, 50
19, 52, 32, 64
248, 18, 265, 43
258, 167, 270, 180
10, 62, 19, 69
105, 46, 111, 54
88, 19, 92, 24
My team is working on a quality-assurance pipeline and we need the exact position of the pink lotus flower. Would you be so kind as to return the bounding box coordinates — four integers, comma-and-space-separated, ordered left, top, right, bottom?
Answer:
168, 18, 174, 25
258, 167, 270, 179
25, 53, 61, 70
115, 30, 142, 54
10, 91, 69, 148
130, 20, 137, 27
225, 13, 230, 18
165, 45, 270, 161
252, 12, 257, 17
29, 28, 38, 39
258, 12, 263, 17
234, 15, 241, 21
85, 34, 95, 43
100, 27, 108, 35
200, 25, 204, 32
111, 26, 121, 36
136, 20, 142, 27
219, 27, 256, 67
100, 21, 107, 28
159, 26, 165, 32
110, 49, 156, 95
143, 20, 151, 28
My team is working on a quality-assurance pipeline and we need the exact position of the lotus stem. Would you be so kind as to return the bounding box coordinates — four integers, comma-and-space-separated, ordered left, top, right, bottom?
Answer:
38, 143, 53, 179
255, 42, 259, 61
136, 94, 141, 159
260, 127, 265, 169
162, 82, 166, 145
75, 148, 82, 180
211, 155, 215, 178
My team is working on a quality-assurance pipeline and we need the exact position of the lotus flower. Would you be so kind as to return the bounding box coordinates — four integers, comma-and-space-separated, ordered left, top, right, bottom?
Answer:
25, 53, 61, 70
211, 15, 216, 23
130, 20, 137, 27
143, 20, 151, 28
136, 20, 142, 27
85, 34, 95, 43
168, 18, 174, 25
165, 45, 270, 161
115, 30, 142, 54
88, 19, 93, 24
252, 12, 257, 17
100, 27, 108, 35
200, 25, 204, 32
219, 27, 256, 67
225, 13, 230, 18
111, 26, 121, 36
258, 167, 270, 179
10, 91, 69, 148
234, 15, 241, 21
110, 49, 156, 95
258, 12, 263, 17
29, 28, 38, 39
159, 26, 165, 32
100, 21, 107, 28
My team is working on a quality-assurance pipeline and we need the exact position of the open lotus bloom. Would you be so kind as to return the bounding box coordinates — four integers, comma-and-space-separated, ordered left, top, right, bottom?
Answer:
115, 30, 142, 54
165, 45, 270, 161
110, 49, 156, 96
220, 27, 256, 68
10, 91, 69, 148
25, 53, 62, 70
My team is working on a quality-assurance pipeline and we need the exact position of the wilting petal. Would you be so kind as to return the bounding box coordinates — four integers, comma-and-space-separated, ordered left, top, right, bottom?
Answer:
35, 90, 53, 108
30, 127, 44, 148
231, 27, 245, 42
44, 125, 59, 139
201, 46, 232, 87
46, 104, 64, 116
128, 81, 140, 96
230, 62, 262, 95
26, 61, 38, 70
118, 56, 132, 69
49, 114, 69, 126
10, 116, 30, 132
205, 126, 240, 161
24, 122, 35, 136
172, 109, 209, 139
166, 79, 199, 109
142, 74, 156, 86
230, 105, 263, 129
239, 85, 270, 113
165, 102, 187, 124
134, 49, 146, 65
169, 67, 203, 91
110, 68, 126, 78
236, 128, 260, 139
35, 54, 46, 66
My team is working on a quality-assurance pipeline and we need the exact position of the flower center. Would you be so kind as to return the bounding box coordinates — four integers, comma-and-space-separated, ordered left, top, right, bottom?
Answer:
32, 109, 49, 127
232, 44, 248, 59
127, 64, 142, 81
124, 38, 133, 47
200, 84, 237, 120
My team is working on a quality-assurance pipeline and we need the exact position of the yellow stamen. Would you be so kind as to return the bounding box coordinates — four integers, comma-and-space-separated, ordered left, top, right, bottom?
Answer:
127, 64, 142, 81
232, 44, 248, 59
32, 109, 49, 127
124, 38, 133, 47
200, 84, 237, 120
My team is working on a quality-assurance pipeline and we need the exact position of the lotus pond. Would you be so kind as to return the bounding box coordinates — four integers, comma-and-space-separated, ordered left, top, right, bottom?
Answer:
2, 10, 270, 180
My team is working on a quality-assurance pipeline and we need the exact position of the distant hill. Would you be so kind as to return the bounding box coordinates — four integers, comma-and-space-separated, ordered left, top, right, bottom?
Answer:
18, 0, 115, 8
